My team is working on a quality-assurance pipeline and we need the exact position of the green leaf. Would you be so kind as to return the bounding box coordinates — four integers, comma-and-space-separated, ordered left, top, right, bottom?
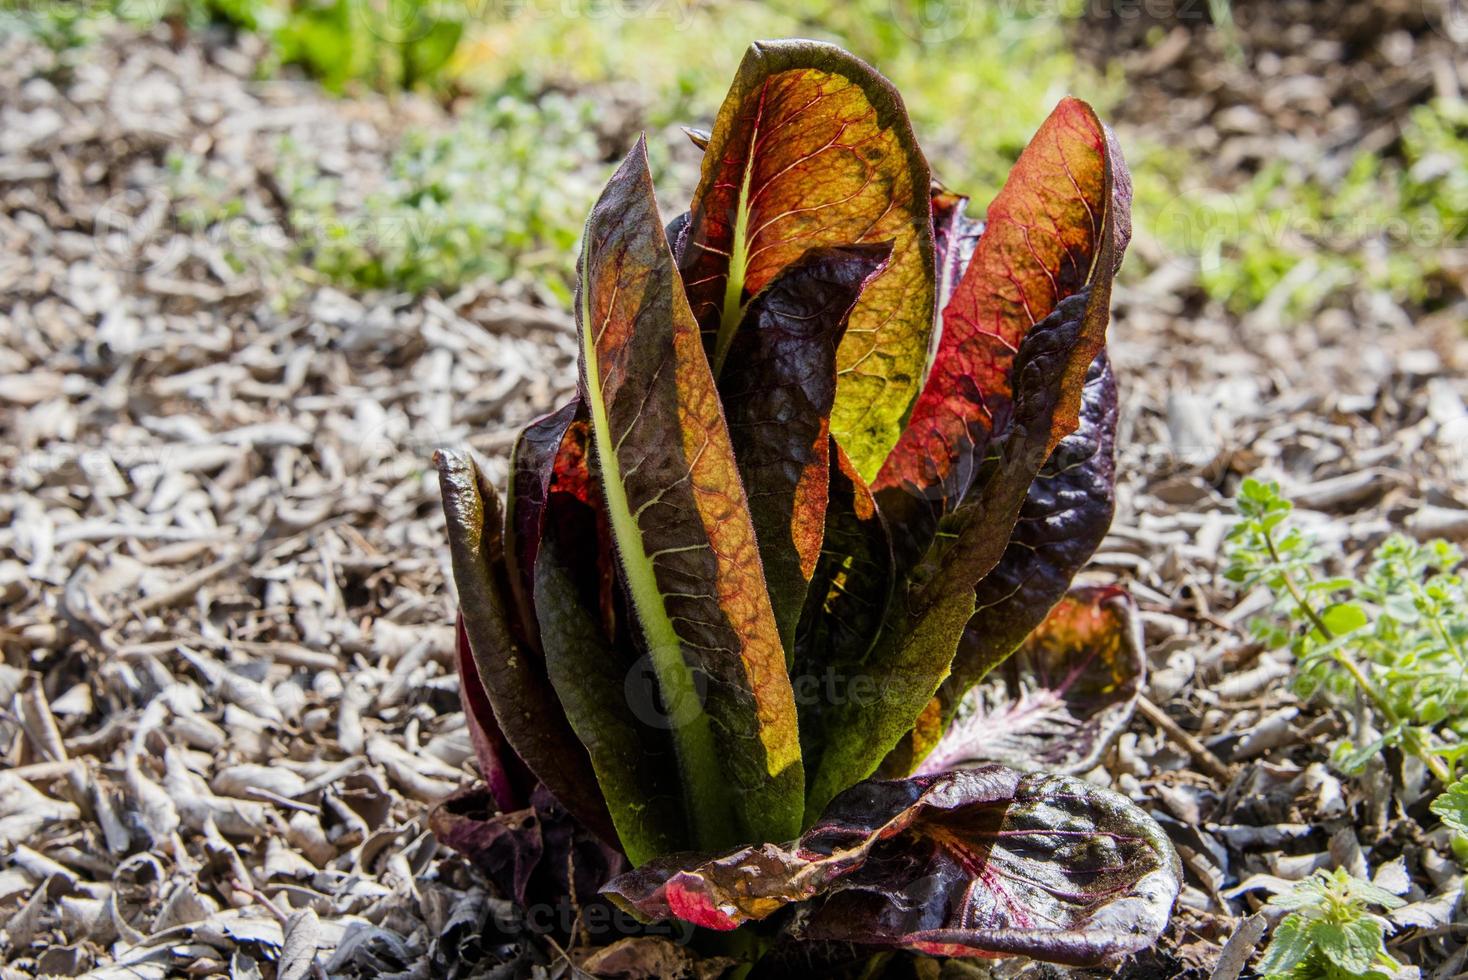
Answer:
1333, 734, 1390, 774
575, 137, 802, 851
1257, 914, 1311, 976
680, 39, 936, 480
1430, 777, 1468, 835
1320, 602, 1369, 637
434, 449, 616, 845
532, 406, 690, 865
1308, 919, 1379, 974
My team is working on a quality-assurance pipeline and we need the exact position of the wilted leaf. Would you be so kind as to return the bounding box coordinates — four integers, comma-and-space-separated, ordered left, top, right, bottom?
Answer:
434, 788, 627, 942
604, 766, 1180, 966
718, 242, 891, 654
680, 39, 935, 479
576, 137, 803, 850
580, 936, 733, 980
430, 787, 545, 908
278, 909, 320, 980
913, 586, 1144, 776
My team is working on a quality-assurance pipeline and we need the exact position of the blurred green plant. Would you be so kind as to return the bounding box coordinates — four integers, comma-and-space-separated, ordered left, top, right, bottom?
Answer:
1144, 99, 1468, 317
1224, 478, 1468, 797
10, 0, 1113, 203
286, 91, 599, 299
267, 0, 465, 93
449, 0, 1117, 203
1256, 868, 1407, 980
171, 91, 602, 301
5, 0, 467, 92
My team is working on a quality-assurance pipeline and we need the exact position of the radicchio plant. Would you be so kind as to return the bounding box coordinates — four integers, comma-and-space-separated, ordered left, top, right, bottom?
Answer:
435, 39, 1180, 969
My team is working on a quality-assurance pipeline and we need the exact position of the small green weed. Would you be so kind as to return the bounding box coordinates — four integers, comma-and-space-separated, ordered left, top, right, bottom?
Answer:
1225, 478, 1468, 797
1256, 868, 1407, 980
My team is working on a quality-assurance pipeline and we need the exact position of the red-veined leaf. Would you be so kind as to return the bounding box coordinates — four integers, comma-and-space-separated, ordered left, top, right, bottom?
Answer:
680, 39, 935, 480
915, 586, 1145, 776
576, 137, 802, 851
604, 766, 1180, 966
874, 98, 1127, 572
805, 101, 1132, 818
882, 352, 1118, 777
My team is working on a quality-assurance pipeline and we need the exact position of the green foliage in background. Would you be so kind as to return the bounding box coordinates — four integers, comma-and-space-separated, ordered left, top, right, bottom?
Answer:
170, 91, 601, 304
1225, 478, 1468, 801
15, 0, 1466, 313
10, 0, 1109, 204
5, 0, 468, 92
451, 0, 1117, 203
1143, 99, 1468, 317
266, 0, 465, 93
1256, 868, 1407, 980
280, 91, 599, 300
19, 0, 1116, 296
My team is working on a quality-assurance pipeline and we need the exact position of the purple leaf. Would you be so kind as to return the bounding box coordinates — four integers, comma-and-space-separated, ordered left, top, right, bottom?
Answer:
436, 449, 617, 846
432, 784, 625, 921
915, 586, 1146, 777
719, 242, 892, 656
454, 615, 532, 813
881, 352, 1119, 777
604, 766, 1180, 966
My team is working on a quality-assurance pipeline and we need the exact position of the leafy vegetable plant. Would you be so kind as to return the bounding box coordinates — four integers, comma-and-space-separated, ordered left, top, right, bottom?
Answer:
1225, 478, 1468, 796
436, 40, 1179, 968
1256, 868, 1407, 980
